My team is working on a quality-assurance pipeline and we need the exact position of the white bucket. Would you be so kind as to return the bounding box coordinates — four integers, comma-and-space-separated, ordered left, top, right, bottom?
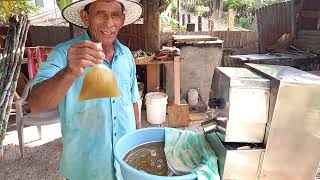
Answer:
145, 92, 168, 125
188, 89, 199, 106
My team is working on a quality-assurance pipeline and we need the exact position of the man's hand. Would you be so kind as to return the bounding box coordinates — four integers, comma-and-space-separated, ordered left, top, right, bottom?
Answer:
67, 40, 105, 77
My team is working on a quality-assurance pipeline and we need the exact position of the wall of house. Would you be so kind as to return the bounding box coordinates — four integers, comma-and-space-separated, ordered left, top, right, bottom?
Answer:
179, 8, 209, 32
254, 0, 320, 55
0, 26, 69, 48
32, 0, 56, 10
10, 24, 146, 49
27, 26, 71, 47
294, 0, 320, 55
118, 24, 146, 51
300, 0, 320, 30
256, 1, 294, 53
0, 24, 147, 49
71, 24, 146, 51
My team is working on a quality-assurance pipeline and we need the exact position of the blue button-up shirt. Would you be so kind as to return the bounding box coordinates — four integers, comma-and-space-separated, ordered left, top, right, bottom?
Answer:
33, 30, 140, 180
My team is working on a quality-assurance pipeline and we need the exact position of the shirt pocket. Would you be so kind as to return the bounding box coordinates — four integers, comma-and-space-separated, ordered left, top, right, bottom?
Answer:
75, 99, 97, 112
120, 79, 131, 106
72, 100, 105, 129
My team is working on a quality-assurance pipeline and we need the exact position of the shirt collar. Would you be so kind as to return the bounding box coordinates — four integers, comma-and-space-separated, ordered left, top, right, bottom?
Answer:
82, 29, 124, 57
113, 38, 124, 57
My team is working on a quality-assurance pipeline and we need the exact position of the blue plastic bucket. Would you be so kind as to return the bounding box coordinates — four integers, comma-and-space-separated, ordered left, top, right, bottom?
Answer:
114, 128, 197, 180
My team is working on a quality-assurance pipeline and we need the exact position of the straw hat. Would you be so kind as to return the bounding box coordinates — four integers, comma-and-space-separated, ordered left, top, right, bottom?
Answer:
62, 0, 143, 28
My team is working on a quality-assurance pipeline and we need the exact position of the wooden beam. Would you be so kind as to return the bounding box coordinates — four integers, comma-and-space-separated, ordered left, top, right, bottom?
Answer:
301, 11, 320, 18
144, 0, 160, 52
144, 0, 160, 92
147, 65, 160, 92
172, 35, 218, 42
173, 56, 180, 105
167, 56, 184, 128
177, 0, 180, 22
291, 0, 296, 38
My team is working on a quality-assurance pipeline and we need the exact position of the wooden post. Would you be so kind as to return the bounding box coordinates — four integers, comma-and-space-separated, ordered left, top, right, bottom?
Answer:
198, 16, 202, 31
144, 0, 160, 92
177, 0, 180, 23
291, 0, 296, 38
296, 0, 304, 32
228, 9, 235, 31
182, 14, 185, 25
173, 55, 180, 105
168, 55, 190, 128
0, 141, 3, 158
218, 0, 223, 18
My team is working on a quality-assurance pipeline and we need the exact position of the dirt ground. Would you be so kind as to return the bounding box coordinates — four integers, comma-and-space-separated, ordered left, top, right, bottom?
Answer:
0, 138, 63, 180
0, 118, 63, 180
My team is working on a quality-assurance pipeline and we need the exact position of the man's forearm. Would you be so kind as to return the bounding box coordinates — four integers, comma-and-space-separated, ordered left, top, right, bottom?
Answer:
28, 67, 77, 113
133, 102, 140, 129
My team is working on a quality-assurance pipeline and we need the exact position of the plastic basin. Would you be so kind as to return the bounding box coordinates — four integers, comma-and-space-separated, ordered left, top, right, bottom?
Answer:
114, 128, 197, 180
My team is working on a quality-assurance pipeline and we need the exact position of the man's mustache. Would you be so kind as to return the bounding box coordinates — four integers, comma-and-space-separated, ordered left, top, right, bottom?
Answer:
100, 28, 117, 33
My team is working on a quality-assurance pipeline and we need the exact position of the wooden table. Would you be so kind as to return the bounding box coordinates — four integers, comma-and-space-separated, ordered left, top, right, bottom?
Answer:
136, 55, 181, 105
136, 56, 191, 127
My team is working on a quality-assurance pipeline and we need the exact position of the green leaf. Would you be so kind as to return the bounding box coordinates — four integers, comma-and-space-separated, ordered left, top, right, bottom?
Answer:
57, 0, 73, 11
0, 0, 40, 24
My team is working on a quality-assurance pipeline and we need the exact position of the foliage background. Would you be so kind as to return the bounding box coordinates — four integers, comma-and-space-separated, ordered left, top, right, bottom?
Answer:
162, 0, 289, 30
0, 0, 40, 24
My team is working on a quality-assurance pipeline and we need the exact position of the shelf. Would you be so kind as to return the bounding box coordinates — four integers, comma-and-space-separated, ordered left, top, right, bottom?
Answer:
135, 60, 173, 65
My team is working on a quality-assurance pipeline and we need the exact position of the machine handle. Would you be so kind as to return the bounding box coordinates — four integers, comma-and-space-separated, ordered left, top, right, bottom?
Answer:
201, 116, 228, 135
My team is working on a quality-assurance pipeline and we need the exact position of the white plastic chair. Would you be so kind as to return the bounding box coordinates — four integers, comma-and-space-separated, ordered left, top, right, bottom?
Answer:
15, 78, 60, 157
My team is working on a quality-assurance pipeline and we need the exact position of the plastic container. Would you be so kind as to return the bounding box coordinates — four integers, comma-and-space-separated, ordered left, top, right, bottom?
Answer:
188, 89, 199, 106
114, 128, 197, 180
145, 92, 168, 124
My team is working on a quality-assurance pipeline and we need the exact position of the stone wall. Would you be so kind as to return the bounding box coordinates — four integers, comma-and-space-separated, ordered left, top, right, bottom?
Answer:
165, 42, 223, 105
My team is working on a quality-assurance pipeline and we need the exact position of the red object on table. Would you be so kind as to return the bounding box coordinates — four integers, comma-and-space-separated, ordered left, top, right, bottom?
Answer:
27, 46, 52, 79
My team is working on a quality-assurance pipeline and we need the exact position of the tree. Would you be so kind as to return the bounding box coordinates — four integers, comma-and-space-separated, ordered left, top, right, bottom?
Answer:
180, 0, 211, 17
0, 0, 40, 24
224, 0, 286, 10
224, 0, 288, 29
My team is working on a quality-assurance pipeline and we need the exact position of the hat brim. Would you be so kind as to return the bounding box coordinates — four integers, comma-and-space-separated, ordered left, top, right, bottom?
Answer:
62, 0, 143, 28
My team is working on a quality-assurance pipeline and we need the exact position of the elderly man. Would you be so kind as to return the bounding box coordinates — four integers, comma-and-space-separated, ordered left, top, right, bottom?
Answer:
28, 0, 143, 179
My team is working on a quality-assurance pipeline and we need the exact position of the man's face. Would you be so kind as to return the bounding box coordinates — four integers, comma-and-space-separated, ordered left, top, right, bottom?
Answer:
80, 0, 125, 46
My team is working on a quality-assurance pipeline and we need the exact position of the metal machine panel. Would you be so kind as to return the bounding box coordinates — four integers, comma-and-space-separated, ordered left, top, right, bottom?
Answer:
223, 123, 267, 143
206, 133, 264, 180
228, 88, 269, 124
212, 67, 270, 143
245, 64, 320, 180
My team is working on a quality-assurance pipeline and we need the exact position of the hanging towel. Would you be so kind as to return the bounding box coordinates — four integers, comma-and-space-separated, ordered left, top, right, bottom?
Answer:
164, 128, 220, 180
